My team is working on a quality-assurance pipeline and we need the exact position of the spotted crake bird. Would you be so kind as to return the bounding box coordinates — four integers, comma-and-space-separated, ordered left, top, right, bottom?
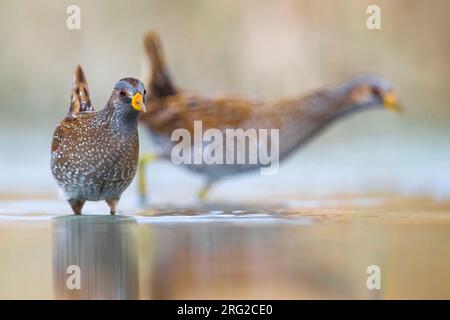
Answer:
51, 66, 146, 215
138, 31, 401, 201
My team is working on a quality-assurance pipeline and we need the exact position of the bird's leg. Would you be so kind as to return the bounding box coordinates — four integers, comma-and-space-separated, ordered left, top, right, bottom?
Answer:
138, 153, 159, 204
198, 178, 217, 201
68, 199, 85, 215
106, 197, 120, 215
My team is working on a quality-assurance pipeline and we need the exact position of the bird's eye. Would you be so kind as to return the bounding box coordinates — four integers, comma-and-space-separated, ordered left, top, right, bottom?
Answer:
119, 90, 127, 97
144, 89, 147, 96
371, 87, 382, 97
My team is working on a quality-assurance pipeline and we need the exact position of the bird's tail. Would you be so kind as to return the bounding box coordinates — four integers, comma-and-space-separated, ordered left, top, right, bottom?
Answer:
69, 65, 93, 114
143, 31, 177, 101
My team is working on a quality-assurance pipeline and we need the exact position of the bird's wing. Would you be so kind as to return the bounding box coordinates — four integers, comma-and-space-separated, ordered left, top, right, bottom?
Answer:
181, 95, 261, 130
68, 65, 93, 115
51, 123, 65, 154
144, 31, 177, 100
141, 31, 265, 135
51, 112, 96, 154
141, 93, 263, 137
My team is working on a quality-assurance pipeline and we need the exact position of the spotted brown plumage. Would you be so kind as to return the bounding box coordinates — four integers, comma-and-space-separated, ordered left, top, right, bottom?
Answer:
51, 65, 146, 215
139, 31, 401, 200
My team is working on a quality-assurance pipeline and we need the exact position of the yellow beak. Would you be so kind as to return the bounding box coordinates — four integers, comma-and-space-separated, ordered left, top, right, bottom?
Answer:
131, 92, 146, 112
383, 91, 403, 112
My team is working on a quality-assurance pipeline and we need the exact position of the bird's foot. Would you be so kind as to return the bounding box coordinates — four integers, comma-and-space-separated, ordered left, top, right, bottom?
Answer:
198, 183, 213, 202
138, 153, 159, 204
69, 199, 85, 215
106, 197, 119, 215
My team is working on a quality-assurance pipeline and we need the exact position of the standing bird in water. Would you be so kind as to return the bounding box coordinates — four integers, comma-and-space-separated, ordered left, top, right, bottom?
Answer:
138, 31, 402, 201
51, 66, 146, 215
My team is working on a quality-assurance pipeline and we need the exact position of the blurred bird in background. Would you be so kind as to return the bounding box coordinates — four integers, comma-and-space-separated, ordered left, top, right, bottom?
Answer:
138, 31, 402, 202
51, 66, 147, 215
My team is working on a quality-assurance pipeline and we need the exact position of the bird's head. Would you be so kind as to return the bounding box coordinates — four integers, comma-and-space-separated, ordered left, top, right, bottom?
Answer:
344, 74, 402, 112
111, 78, 147, 113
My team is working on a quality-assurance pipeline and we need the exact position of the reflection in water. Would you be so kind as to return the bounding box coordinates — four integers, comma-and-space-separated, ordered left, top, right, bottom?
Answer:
52, 216, 139, 299
143, 220, 379, 299
2, 199, 440, 299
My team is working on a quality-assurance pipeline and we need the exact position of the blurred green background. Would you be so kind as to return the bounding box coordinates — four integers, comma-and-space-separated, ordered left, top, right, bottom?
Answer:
0, 0, 449, 202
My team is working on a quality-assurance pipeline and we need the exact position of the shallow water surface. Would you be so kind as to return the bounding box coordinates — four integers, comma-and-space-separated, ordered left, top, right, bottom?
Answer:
0, 197, 449, 299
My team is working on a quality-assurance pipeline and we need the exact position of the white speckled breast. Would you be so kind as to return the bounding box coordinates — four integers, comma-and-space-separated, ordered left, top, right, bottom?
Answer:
51, 110, 139, 201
